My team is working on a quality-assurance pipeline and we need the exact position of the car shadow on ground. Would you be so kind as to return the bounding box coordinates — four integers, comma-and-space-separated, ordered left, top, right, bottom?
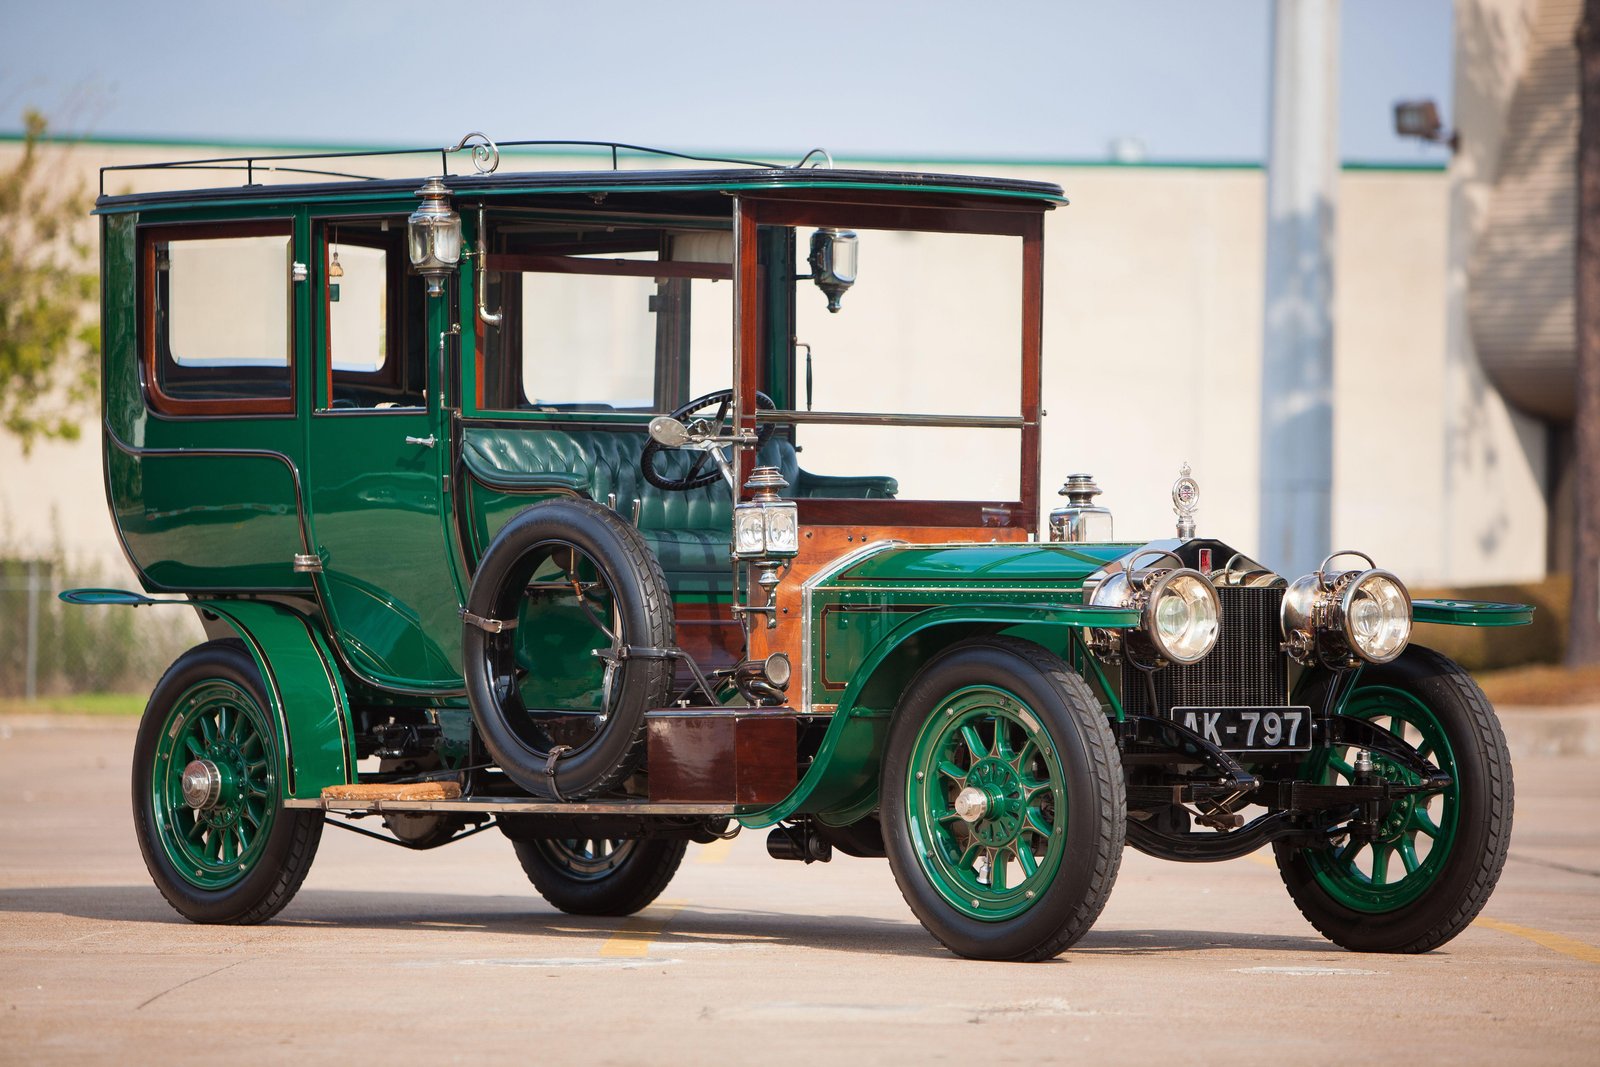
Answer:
0, 885, 1335, 958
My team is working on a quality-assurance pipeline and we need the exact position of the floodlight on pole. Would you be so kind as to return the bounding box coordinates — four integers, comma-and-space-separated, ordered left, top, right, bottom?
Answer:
1394, 99, 1459, 152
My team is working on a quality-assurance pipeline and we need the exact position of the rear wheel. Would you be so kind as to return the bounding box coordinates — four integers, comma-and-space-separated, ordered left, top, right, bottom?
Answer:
512, 836, 687, 916
1274, 646, 1513, 952
132, 640, 322, 924
882, 637, 1124, 961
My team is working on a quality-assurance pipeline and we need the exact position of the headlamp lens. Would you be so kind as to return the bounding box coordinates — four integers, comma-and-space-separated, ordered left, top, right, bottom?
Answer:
1146, 570, 1220, 665
1343, 571, 1411, 663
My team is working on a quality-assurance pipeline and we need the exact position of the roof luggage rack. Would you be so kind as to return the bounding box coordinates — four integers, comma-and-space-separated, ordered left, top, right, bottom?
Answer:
98, 130, 834, 197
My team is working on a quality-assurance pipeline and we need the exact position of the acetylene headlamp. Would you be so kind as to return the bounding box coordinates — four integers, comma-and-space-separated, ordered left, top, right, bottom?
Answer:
1088, 552, 1221, 667
1281, 550, 1412, 667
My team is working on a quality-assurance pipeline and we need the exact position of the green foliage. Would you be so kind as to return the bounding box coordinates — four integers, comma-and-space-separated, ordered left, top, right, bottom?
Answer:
0, 110, 99, 453
0, 548, 202, 699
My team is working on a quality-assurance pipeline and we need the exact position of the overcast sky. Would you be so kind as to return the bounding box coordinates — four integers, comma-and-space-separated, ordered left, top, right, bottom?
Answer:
2, 0, 1452, 164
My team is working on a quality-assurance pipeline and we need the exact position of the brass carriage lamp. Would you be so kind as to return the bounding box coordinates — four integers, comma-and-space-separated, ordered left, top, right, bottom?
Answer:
407, 176, 462, 296
733, 467, 799, 562
734, 466, 799, 627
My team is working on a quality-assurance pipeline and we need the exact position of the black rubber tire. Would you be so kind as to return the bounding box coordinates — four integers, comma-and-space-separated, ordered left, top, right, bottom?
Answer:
464, 498, 675, 799
881, 637, 1125, 961
132, 640, 323, 924
512, 837, 688, 916
1274, 645, 1514, 953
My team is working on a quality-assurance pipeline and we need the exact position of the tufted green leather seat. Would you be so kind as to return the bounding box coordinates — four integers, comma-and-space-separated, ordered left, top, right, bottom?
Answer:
461, 425, 897, 585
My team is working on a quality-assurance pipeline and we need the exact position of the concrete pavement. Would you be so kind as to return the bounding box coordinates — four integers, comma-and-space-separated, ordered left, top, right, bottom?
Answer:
1, 711, 1596, 1065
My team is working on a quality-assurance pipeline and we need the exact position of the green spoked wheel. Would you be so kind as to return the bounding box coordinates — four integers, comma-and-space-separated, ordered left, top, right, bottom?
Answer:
1274, 645, 1512, 952
511, 835, 687, 916
133, 641, 322, 924
150, 678, 278, 889
905, 686, 1068, 921
883, 637, 1124, 961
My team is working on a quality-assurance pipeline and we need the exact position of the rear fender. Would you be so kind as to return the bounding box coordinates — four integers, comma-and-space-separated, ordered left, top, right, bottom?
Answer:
60, 590, 355, 798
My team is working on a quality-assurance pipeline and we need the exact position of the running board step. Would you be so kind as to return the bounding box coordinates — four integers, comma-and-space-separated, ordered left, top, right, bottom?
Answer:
321, 781, 463, 802
285, 794, 740, 816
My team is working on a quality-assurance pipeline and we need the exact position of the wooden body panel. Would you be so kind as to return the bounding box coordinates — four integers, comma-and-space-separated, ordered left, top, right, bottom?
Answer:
748, 525, 1030, 675
647, 708, 798, 805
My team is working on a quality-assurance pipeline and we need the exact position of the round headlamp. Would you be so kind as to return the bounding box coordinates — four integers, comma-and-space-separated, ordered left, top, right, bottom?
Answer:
1145, 569, 1220, 665
1339, 570, 1411, 663
1086, 559, 1220, 667
1281, 552, 1412, 667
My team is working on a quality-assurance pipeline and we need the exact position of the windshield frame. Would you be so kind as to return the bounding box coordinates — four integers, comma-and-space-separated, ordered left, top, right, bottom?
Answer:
732, 191, 1045, 533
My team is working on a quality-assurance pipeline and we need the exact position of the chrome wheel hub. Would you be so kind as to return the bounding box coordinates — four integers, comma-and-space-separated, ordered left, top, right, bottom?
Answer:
181, 759, 223, 811
954, 786, 990, 823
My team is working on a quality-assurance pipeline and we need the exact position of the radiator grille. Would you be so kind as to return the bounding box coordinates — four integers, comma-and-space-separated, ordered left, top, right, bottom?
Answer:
1121, 586, 1289, 716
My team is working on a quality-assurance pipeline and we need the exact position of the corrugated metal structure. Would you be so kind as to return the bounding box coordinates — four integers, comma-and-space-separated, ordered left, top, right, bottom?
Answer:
1469, 0, 1580, 421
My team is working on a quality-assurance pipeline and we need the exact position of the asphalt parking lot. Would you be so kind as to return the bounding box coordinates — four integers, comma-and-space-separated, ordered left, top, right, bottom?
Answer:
2, 710, 1597, 1066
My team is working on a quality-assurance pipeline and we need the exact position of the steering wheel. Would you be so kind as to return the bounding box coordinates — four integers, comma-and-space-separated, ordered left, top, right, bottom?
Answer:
640, 389, 777, 492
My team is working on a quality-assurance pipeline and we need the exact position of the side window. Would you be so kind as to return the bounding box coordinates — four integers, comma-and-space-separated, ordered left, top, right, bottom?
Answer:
144, 222, 294, 415
321, 217, 428, 410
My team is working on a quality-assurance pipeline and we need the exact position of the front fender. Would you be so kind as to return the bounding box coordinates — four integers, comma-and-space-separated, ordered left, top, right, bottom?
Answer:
740, 603, 1135, 829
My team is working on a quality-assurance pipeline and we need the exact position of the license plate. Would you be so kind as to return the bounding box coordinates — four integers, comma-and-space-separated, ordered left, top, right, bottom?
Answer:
1171, 706, 1313, 752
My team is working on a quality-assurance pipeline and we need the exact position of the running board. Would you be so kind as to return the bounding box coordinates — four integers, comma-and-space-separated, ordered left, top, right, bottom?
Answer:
284, 795, 741, 816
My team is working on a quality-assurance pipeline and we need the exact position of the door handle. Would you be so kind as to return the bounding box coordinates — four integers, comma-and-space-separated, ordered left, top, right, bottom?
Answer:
405, 435, 437, 448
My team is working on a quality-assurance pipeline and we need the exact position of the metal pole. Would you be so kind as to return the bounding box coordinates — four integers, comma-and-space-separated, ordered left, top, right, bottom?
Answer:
1258, 0, 1341, 578
24, 559, 39, 701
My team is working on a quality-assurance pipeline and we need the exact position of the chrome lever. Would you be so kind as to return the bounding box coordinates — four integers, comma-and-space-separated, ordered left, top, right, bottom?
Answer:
405, 435, 437, 448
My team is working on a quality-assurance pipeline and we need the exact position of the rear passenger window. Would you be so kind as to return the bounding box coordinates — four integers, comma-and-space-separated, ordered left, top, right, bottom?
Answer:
145, 222, 294, 415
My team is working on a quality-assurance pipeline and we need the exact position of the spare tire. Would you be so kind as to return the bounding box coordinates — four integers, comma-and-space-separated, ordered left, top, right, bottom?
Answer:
464, 498, 675, 799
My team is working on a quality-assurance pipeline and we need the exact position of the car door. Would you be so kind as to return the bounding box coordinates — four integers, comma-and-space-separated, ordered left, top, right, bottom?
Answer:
304, 211, 466, 691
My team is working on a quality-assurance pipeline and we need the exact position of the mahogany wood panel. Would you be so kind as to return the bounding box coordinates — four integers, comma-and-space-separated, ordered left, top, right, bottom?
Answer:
484, 254, 731, 281
741, 194, 1044, 237
795, 499, 1029, 528
1020, 214, 1044, 533
748, 524, 1029, 671
646, 709, 798, 805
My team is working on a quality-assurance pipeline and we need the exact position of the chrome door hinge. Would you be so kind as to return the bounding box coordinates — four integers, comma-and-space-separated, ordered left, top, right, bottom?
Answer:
292, 262, 308, 283
293, 553, 324, 573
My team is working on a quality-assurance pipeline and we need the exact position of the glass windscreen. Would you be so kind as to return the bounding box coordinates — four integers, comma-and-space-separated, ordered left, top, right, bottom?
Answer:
783, 227, 1023, 501
473, 216, 1026, 503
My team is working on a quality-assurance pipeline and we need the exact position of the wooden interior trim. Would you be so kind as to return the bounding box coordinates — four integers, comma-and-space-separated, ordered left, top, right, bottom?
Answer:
741, 196, 1036, 238
795, 499, 1028, 527
485, 253, 731, 281
1020, 214, 1044, 538
735, 199, 761, 496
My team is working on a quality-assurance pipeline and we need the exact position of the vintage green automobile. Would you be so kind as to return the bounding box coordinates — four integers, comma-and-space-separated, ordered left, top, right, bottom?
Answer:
69, 134, 1532, 961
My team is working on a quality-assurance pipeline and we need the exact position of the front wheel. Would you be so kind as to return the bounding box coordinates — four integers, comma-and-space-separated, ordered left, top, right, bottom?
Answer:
132, 640, 322, 924
882, 637, 1125, 961
1274, 645, 1514, 952
511, 836, 687, 916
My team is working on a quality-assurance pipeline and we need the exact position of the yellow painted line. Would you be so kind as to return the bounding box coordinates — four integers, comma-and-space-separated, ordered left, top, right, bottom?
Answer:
1475, 917, 1600, 965
1244, 850, 1276, 870
599, 900, 685, 958
695, 836, 736, 864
